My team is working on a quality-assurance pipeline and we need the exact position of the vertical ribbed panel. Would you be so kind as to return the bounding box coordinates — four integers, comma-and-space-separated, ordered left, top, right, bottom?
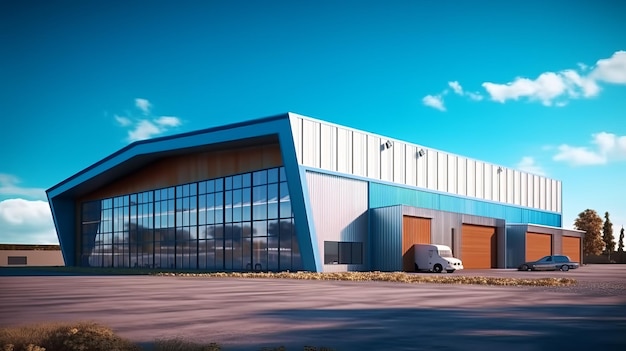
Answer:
367, 135, 380, 179
437, 152, 447, 192
506, 225, 526, 268
393, 143, 405, 184
306, 171, 368, 272
467, 159, 476, 198
405, 144, 416, 186
336, 127, 352, 174
457, 157, 466, 196
353, 132, 367, 177
289, 114, 563, 216
320, 124, 337, 172
370, 206, 403, 271
380, 138, 393, 182
290, 116, 302, 164
301, 119, 320, 168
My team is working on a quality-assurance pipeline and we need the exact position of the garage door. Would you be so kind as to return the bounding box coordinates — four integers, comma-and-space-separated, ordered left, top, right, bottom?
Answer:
402, 216, 431, 271
461, 224, 497, 269
562, 236, 581, 263
526, 232, 552, 261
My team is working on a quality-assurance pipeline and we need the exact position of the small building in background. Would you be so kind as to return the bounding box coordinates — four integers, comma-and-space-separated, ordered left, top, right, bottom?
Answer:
0, 244, 65, 267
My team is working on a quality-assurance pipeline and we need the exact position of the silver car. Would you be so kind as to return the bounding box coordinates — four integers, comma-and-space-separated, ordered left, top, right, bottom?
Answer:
518, 255, 580, 271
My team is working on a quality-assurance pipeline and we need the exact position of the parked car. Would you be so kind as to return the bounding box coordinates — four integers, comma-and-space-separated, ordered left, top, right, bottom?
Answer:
518, 255, 579, 271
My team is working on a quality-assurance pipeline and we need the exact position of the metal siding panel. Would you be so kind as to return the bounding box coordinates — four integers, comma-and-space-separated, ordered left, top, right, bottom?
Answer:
545, 178, 552, 211
500, 168, 515, 204
370, 206, 402, 271
557, 181, 562, 213
352, 132, 367, 177
336, 127, 352, 174
302, 119, 320, 168
448, 154, 457, 194
538, 177, 546, 210
394, 142, 405, 184
484, 163, 492, 201
306, 172, 369, 272
417, 148, 427, 188
427, 150, 437, 190
475, 161, 484, 199
551, 179, 557, 213
405, 145, 417, 186
521, 172, 528, 207
467, 159, 476, 198
367, 135, 381, 179
319, 124, 334, 171
437, 152, 447, 192
370, 182, 560, 227
532, 175, 539, 209
290, 116, 303, 165
514, 171, 521, 206
506, 225, 526, 268
380, 139, 393, 182
457, 157, 466, 196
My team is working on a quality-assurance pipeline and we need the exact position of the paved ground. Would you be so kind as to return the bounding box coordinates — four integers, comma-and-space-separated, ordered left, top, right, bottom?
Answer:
1, 265, 626, 350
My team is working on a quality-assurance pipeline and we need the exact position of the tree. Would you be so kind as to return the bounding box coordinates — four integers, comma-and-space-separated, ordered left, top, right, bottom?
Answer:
619, 226, 624, 253
574, 209, 603, 256
602, 212, 615, 261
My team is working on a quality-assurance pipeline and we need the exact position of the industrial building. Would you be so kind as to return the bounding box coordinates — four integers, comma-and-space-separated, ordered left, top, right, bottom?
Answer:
47, 113, 583, 272
0, 244, 64, 267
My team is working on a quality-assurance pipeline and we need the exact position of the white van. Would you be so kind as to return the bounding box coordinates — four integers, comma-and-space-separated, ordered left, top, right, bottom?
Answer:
414, 244, 464, 273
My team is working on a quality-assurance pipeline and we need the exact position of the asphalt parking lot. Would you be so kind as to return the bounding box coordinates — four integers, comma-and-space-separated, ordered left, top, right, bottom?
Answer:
1, 265, 625, 350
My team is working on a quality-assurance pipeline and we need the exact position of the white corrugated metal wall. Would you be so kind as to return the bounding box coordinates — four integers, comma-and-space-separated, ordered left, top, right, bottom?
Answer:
289, 113, 562, 214
306, 171, 369, 272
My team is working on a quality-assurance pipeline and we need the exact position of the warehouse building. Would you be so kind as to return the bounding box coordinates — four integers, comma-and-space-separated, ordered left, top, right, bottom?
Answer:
47, 113, 583, 272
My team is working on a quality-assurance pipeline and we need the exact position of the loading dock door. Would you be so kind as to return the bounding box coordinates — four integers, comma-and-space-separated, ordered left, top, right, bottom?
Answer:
562, 236, 581, 263
461, 224, 497, 269
526, 232, 552, 262
402, 216, 431, 271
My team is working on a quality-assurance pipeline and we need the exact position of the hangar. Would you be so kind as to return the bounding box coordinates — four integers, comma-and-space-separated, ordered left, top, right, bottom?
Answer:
47, 113, 583, 272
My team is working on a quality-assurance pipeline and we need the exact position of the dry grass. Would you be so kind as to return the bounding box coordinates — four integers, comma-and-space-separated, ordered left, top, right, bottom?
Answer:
0, 322, 140, 351
0, 322, 333, 351
156, 271, 577, 287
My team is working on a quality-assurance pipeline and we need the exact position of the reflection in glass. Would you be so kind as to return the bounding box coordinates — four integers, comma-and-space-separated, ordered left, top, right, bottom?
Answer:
80, 166, 301, 272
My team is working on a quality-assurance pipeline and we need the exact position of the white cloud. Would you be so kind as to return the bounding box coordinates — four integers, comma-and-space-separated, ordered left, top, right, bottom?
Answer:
591, 50, 626, 84
114, 115, 132, 127
135, 98, 152, 115
553, 145, 606, 166
446, 81, 483, 101
422, 94, 446, 111
0, 198, 57, 244
114, 99, 182, 142
482, 51, 626, 106
515, 156, 546, 176
448, 81, 463, 95
0, 174, 46, 199
553, 131, 626, 166
155, 116, 182, 127
128, 120, 162, 142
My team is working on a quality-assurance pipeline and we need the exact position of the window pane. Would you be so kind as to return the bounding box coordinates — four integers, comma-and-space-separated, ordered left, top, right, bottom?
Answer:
324, 241, 339, 264
268, 168, 279, 183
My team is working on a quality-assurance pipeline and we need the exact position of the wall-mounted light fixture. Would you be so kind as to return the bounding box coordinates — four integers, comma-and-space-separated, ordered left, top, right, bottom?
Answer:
417, 148, 426, 157
384, 140, 393, 149
497, 166, 503, 173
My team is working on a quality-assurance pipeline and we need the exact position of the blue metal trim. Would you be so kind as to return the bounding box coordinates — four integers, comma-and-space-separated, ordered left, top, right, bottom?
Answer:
47, 196, 75, 266
278, 123, 321, 272
47, 113, 290, 194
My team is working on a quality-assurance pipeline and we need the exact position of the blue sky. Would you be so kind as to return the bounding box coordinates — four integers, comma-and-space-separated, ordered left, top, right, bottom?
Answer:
1, 0, 625, 245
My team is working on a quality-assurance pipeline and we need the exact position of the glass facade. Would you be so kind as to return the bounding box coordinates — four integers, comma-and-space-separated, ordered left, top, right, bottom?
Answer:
80, 167, 302, 271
